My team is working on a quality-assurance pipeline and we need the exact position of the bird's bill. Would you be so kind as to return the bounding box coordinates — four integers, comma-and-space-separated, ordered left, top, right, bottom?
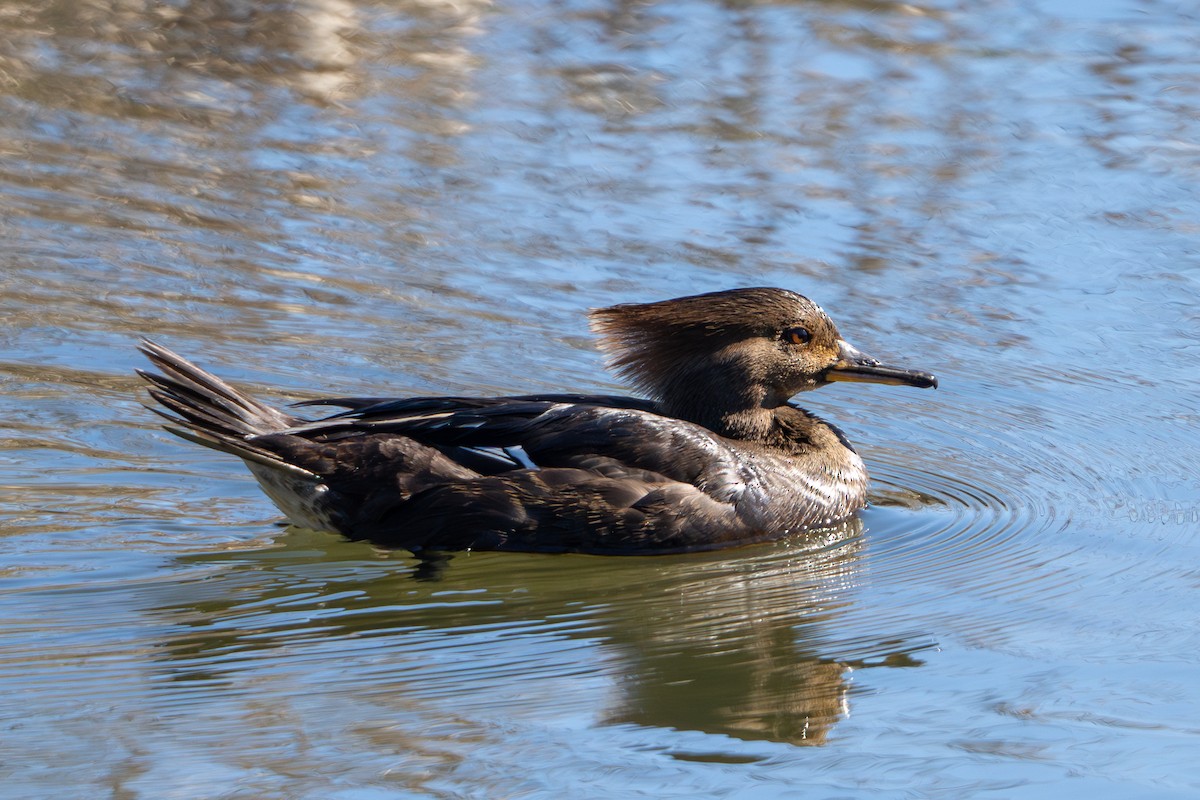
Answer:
825, 340, 938, 389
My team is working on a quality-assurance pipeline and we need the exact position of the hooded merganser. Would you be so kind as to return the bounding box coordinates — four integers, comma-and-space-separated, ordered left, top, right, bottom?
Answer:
139, 287, 936, 555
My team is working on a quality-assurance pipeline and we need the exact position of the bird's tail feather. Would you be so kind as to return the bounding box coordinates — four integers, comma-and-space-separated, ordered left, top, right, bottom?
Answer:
137, 339, 307, 472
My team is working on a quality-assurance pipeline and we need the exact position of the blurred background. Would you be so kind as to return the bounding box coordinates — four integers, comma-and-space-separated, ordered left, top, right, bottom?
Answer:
1, 0, 1198, 797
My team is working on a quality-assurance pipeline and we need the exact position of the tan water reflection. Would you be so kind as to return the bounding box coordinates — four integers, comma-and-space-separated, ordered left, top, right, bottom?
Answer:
3, 0, 364, 105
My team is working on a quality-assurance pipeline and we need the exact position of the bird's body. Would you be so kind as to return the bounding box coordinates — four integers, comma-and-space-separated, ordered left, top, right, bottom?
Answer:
139, 288, 936, 555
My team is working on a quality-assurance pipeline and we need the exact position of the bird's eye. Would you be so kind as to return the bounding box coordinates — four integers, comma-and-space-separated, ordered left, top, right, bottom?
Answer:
782, 327, 811, 346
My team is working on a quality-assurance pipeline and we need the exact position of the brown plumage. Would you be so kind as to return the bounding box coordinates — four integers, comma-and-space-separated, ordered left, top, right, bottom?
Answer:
138, 287, 936, 555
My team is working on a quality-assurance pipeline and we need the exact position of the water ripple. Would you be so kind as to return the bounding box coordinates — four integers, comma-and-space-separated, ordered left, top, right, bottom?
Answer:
868, 452, 1053, 588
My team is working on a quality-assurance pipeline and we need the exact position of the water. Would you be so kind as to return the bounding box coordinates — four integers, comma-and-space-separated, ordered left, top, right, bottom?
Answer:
2, 0, 1199, 796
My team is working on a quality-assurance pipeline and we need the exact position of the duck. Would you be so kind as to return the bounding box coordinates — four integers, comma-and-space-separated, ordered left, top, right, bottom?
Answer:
138, 287, 936, 555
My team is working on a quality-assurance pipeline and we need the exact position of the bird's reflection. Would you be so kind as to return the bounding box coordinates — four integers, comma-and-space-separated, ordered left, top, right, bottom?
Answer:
144, 519, 929, 747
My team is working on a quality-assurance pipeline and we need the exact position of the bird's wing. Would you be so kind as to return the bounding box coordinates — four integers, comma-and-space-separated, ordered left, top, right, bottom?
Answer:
275, 395, 776, 553
292, 392, 659, 417
358, 464, 766, 555
283, 395, 752, 501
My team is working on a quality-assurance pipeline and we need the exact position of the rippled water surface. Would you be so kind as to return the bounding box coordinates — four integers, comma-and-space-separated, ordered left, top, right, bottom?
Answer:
3, 0, 1200, 796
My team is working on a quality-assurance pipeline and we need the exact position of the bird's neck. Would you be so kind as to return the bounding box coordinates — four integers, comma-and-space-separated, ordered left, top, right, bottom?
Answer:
658, 380, 783, 441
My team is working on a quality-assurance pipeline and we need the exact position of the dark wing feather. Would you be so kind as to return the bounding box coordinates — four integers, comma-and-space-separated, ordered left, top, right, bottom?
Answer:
287, 396, 746, 495
293, 399, 768, 552
292, 393, 659, 428
357, 465, 757, 555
